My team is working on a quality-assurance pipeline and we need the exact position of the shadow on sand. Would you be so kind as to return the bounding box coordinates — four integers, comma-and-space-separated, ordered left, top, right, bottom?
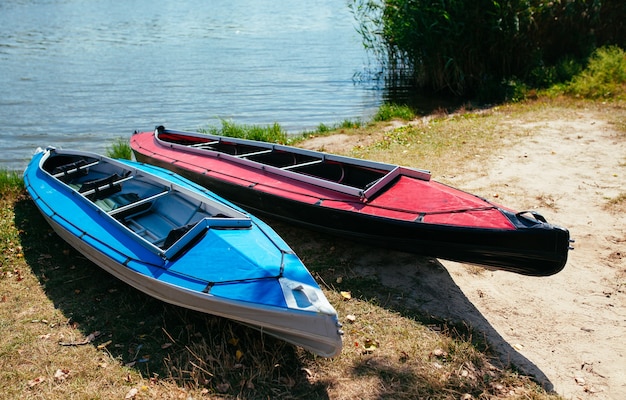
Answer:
268, 218, 555, 393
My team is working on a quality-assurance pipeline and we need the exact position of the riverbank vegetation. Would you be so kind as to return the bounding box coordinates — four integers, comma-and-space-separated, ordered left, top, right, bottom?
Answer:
350, 0, 625, 101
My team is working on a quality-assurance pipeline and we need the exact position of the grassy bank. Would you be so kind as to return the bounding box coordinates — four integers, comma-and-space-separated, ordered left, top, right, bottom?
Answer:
2, 103, 606, 399
2, 52, 624, 398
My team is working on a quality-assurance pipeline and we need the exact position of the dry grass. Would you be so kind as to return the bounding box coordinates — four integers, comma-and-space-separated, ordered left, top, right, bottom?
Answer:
0, 190, 563, 399
6, 99, 617, 399
605, 192, 626, 213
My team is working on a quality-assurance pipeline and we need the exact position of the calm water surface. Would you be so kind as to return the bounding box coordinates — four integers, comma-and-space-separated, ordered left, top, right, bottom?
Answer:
0, 0, 381, 170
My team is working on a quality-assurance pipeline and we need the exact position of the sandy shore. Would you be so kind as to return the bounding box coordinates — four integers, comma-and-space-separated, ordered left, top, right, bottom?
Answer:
302, 105, 625, 399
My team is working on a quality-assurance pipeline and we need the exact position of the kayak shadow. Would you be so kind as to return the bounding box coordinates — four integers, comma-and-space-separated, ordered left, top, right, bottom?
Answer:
269, 218, 555, 393
13, 198, 330, 399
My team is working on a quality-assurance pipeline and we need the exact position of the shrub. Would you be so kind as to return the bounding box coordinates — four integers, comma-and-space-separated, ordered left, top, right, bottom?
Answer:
564, 46, 626, 99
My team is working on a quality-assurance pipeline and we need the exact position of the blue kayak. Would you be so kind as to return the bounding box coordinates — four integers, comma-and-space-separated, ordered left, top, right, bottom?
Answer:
23, 147, 342, 357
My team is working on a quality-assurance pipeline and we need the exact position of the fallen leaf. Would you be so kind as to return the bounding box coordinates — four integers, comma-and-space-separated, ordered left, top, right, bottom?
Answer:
27, 376, 46, 387
340, 291, 352, 300
363, 338, 379, 352
431, 348, 448, 358
53, 369, 70, 382
59, 331, 100, 346
228, 337, 239, 346
345, 314, 356, 323
235, 350, 243, 361
124, 388, 138, 399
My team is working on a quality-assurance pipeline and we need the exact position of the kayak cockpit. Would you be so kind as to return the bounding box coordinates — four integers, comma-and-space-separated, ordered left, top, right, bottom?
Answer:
152, 126, 432, 200
41, 149, 251, 259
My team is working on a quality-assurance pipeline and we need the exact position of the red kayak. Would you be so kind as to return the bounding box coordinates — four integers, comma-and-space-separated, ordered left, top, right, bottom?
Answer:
130, 126, 571, 276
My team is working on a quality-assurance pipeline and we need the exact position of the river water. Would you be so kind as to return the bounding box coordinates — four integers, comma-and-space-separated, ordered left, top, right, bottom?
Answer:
0, 0, 381, 171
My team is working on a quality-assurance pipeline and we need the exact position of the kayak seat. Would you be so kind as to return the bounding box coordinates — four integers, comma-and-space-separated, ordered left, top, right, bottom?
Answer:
120, 192, 190, 246
150, 193, 204, 228
80, 173, 122, 199
94, 192, 142, 214
126, 211, 178, 246
51, 159, 89, 182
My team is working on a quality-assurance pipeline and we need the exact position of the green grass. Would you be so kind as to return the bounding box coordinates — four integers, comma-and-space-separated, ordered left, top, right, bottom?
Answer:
197, 118, 364, 146
105, 137, 133, 160
199, 119, 289, 143
0, 169, 23, 196
373, 103, 415, 121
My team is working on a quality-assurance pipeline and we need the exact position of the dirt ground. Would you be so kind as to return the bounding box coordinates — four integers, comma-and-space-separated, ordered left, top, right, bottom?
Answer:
300, 108, 625, 399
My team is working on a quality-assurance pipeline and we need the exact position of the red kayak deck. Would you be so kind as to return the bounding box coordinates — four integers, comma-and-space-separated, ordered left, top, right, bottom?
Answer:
131, 131, 515, 230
